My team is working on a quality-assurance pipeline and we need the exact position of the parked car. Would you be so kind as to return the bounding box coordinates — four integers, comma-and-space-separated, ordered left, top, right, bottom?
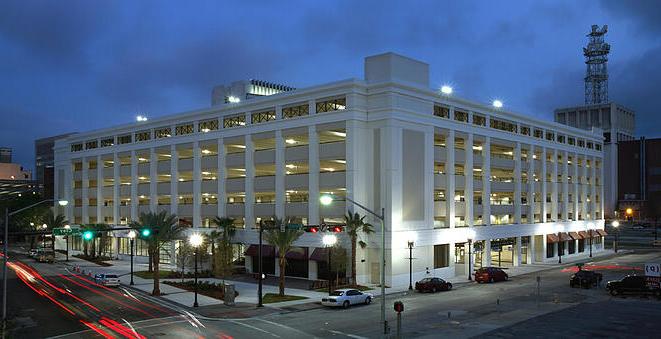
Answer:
94, 273, 120, 287
29, 248, 39, 258
606, 275, 660, 297
415, 277, 452, 293
474, 267, 508, 283
321, 289, 373, 308
570, 270, 603, 288
36, 249, 54, 263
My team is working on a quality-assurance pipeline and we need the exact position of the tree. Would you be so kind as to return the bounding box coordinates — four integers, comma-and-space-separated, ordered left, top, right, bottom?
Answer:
211, 217, 236, 281
263, 218, 303, 296
41, 210, 68, 252
344, 212, 374, 286
130, 211, 185, 296
329, 244, 349, 290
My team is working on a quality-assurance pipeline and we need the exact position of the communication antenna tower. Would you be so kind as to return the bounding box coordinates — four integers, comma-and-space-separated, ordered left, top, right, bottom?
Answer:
584, 25, 610, 104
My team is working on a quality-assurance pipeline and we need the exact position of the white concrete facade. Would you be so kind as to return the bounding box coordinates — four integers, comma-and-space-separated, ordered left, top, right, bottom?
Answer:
54, 52, 606, 286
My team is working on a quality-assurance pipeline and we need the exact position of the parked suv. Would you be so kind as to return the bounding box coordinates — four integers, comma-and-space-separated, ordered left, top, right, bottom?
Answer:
606, 275, 660, 297
474, 267, 508, 283
570, 270, 603, 288
36, 249, 55, 263
415, 277, 452, 293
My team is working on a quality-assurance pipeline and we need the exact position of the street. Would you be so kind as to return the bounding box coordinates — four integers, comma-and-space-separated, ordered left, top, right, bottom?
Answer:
3, 250, 661, 338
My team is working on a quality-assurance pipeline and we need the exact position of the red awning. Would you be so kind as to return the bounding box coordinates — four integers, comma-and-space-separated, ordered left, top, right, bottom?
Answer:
596, 229, 608, 236
310, 248, 329, 262
283, 247, 308, 260
244, 245, 275, 257
578, 231, 589, 239
559, 233, 572, 241
547, 234, 559, 243
569, 232, 582, 240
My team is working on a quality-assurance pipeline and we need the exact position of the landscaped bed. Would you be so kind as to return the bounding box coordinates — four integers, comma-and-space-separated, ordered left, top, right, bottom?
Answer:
262, 293, 308, 304
163, 280, 239, 300
72, 254, 113, 267
134, 270, 213, 279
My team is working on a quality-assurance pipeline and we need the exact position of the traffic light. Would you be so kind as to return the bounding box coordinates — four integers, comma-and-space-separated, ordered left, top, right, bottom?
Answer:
330, 225, 343, 233
140, 228, 152, 238
304, 225, 319, 233
394, 301, 404, 313
82, 230, 94, 241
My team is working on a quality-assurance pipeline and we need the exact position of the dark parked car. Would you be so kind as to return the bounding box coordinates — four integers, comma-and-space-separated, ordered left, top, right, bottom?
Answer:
474, 267, 508, 283
570, 270, 603, 288
606, 275, 660, 297
415, 277, 452, 293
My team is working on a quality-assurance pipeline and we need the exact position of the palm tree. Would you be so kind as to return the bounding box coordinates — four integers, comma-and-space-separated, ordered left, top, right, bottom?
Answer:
41, 210, 68, 252
345, 212, 374, 286
263, 218, 303, 296
130, 211, 184, 296
211, 217, 236, 279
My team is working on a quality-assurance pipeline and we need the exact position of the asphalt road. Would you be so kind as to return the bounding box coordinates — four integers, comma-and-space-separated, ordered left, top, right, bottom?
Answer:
3, 250, 660, 338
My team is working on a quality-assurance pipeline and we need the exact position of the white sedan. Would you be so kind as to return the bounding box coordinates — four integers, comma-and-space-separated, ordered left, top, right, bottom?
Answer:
321, 288, 373, 308
93, 273, 120, 287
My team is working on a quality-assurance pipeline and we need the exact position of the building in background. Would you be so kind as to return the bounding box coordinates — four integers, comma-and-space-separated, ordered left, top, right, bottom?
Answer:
554, 25, 634, 219
617, 137, 661, 220
54, 52, 606, 286
211, 79, 295, 106
35, 133, 77, 199
0, 147, 41, 198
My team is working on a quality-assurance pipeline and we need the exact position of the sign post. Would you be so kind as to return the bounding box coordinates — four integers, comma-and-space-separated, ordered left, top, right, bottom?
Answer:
645, 263, 661, 289
394, 301, 404, 339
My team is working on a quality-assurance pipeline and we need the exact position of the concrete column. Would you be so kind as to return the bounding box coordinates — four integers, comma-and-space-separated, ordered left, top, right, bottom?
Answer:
217, 138, 226, 217
193, 141, 201, 227
482, 136, 491, 226
96, 155, 103, 223
551, 149, 558, 221
528, 236, 536, 264
275, 105, 283, 120
170, 145, 179, 216
308, 100, 315, 115
514, 142, 522, 224
573, 153, 579, 221
562, 151, 569, 221
446, 130, 456, 228
582, 156, 589, 220
541, 147, 547, 223
82, 159, 89, 224
465, 133, 474, 227
64, 163, 73, 222
275, 130, 285, 219
600, 157, 605, 219
245, 135, 255, 228
130, 150, 138, 221
308, 125, 320, 224
112, 153, 120, 225
150, 148, 157, 212
483, 239, 491, 267
514, 236, 522, 266
527, 145, 535, 223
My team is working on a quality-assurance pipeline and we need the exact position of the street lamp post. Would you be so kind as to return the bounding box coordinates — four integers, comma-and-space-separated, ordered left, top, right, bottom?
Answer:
467, 238, 473, 281
558, 231, 562, 264
3, 199, 68, 324
41, 224, 48, 248
320, 194, 388, 334
612, 220, 620, 253
64, 224, 71, 261
189, 233, 204, 307
407, 241, 414, 290
589, 229, 593, 258
128, 230, 136, 285
323, 234, 338, 295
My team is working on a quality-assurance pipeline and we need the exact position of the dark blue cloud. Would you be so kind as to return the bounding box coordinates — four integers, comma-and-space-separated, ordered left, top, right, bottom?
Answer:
0, 0, 659, 170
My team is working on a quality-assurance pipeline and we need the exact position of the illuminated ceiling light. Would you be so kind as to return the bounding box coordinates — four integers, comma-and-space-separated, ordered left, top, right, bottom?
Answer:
136, 115, 148, 122
473, 168, 482, 172
202, 171, 210, 175
202, 193, 209, 196
285, 164, 296, 169
138, 157, 147, 162
178, 178, 184, 182
334, 160, 347, 164
211, 176, 217, 180
201, 128, 210, 133
202, 149, 211, 155
139, 195, 146, 199
235, 145, 247, 149
329, 131, 346, 137
228, 96, 241, 103
163, 154, 172, 157
285, 138, 297, 144
138, 176, 146, 180
492, 100, 503, 108
440, 85, 453, 95
473, 146, 483, 151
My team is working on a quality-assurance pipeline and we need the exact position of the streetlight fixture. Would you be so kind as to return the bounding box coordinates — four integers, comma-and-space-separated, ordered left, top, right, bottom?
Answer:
467, 228, 476, 281
612, 220, 620, 253
42, 224, 48, 248
440, 85, 453, 95
407, 241, 414, 290
3, 199, 68, 324
64, 224, 71, 261
322, 234, 338, 295
189, 233, 204, 307
128, 230, 136, 285
320, 194, 388, 334
492, 99, 503, 108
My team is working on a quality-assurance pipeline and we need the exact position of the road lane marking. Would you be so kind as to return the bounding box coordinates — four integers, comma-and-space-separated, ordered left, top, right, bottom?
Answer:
230, 320, 281, 337
255, 318, 318, 338
326, 329, 368, 339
